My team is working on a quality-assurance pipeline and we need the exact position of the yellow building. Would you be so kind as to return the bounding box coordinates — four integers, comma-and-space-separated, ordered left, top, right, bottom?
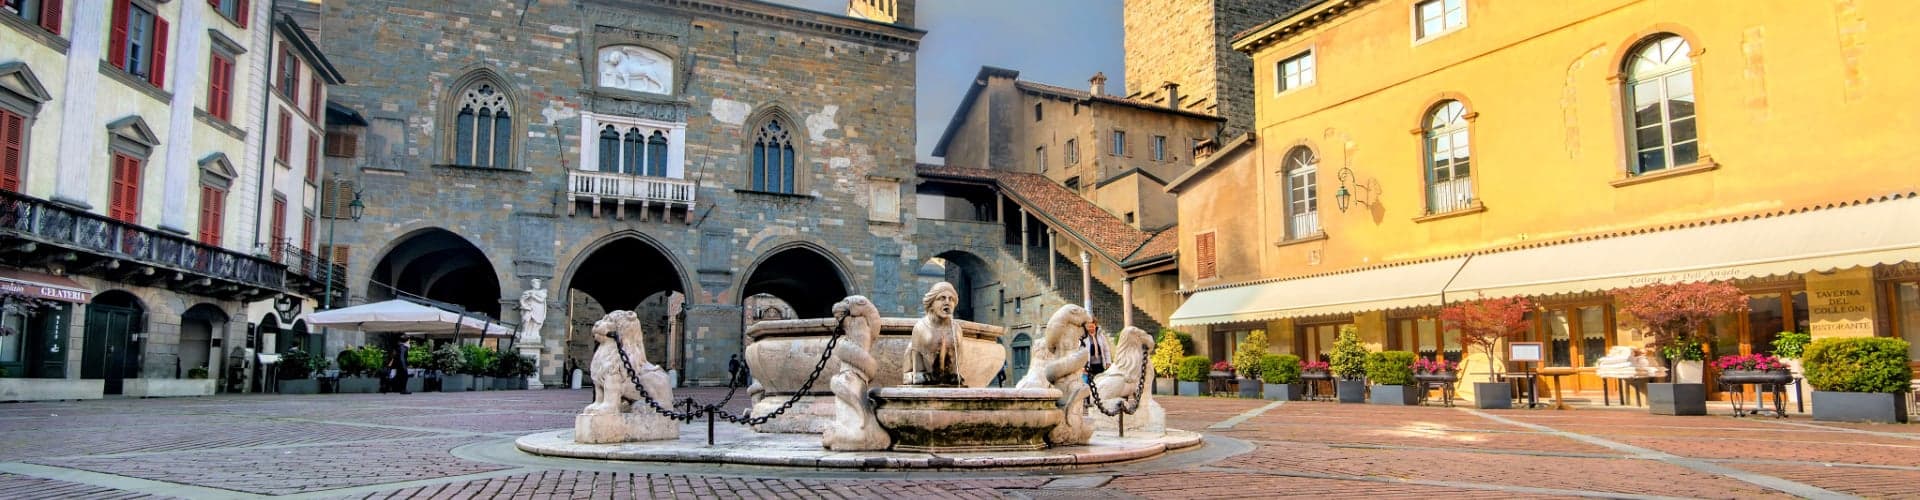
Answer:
1168, 0, 1920, 399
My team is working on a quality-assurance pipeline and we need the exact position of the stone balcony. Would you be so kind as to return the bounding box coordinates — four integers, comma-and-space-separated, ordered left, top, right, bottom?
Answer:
0, 190, 287, 301
567, 170, 696, 223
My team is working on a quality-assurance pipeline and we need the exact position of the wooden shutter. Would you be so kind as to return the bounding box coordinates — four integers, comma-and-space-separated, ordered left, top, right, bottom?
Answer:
208, 54, 231, 121
149, 15, 169, 87
237, 0, 249, 28
306, 133, 319, 181
276, 111, 290, 163
109, 155, 142, 223
108, 0, 129, 69
1196, 232, 1217, 279
39, 0, 63, 34
307, 79, 320, 118
324, 131, 357, 158
269, 197, 286, 256
1, 111, 21, 192
320, 178, 354, 218
198, 186, 224, 245
319, 244, 350, 269
301, 213, 314, 253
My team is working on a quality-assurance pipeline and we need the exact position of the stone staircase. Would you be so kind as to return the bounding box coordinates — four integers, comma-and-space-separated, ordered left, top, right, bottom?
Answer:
1009, 245, 1162, 335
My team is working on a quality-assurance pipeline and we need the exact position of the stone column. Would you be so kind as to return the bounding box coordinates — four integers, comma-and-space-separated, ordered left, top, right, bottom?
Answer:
1019, 208, 1029, 264
1047, 230, 1056, 288
158, 3, 209, 234
52, 2, 109, 207
1122, 277, 1134, 329
1080, 251, 1092, 312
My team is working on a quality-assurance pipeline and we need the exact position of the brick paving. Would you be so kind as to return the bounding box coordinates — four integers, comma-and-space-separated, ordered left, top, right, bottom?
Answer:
0, 388, 1913, 498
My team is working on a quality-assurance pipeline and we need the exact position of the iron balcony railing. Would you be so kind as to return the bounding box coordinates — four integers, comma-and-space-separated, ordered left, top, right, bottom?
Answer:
568, 170, 696, 208
0, 190, 285, 290
275, 239, 346, 292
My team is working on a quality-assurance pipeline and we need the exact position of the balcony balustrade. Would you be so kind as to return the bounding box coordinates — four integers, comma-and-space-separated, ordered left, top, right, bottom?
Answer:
567, 170, 696, 222
0, 190, 286, 299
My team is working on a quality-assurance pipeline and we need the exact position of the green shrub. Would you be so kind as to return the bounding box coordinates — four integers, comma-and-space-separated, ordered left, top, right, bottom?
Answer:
1365, 351, 1417, 386
1260, 354, 1300, 384
1329, 325, 1369, 381
1772, 331, 1812, 359
429, 344, 463, 374
1155, 329, 1196, 358
1804, 337, 1911, 393
336, 349, 366, 377
278, 349, 316, 379
1151, 333, 1184, 377
356, 347, 387, 377
1230, 330, 1270, 380
1175, 355, 1211, 382
490, 350, 532, 378
407, 344, 432, 368
458, 344, 498, 375
186, 366, 209, 379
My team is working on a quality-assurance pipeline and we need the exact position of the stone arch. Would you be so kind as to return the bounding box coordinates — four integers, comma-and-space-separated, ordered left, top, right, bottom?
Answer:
366, 227, 503, 319
917, 249, 997, 323
440, 67, 524, 170
557, 230, 691, 377
179, 303, 229, 380
738, 241, 853, 320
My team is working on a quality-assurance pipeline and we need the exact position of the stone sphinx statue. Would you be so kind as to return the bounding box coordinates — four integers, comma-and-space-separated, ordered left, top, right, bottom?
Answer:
1091, 326, 1166, 436
576, 310, 677, 444
1016, 304, 1094, 446
904, 282, 964, 386
821, 296, 891, 451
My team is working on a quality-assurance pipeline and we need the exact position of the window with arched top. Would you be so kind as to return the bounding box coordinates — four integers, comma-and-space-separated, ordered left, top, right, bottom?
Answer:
447, 74, 516, 169
751, 119, 797, 193
1423, 100, 1472, 214
595, 125, 675, 177
1624, 34, 1697, 174
1282, 146, 1319, 240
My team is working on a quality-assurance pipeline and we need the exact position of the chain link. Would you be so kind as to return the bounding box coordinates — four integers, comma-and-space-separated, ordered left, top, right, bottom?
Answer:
607, 315, 848, 426
1086, 348, 1153, 417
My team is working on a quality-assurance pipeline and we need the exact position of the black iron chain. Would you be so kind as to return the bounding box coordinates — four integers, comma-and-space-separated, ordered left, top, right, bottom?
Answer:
607, 314, 847, 426
718, 314, 846, 425
607, 330, 702, 421
1086, 348, 1153, 417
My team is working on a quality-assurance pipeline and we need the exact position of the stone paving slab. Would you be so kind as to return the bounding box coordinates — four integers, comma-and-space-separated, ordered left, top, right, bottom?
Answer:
1615, 435, 1920, 467
1728, 463, 1920, 499
35, 436, 511, 496
351, 470, 1051, 500
515, 426, 1202, 469
0, 472, 168, 499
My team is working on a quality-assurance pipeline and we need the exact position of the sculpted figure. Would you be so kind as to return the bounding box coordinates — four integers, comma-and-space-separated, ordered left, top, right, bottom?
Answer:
517, 279, 547, 344
1016, 304, 1094, 446
905, 282, 964, 386
821, 296, 891, 450
599, 47, 670, 94
1093, 326, 1151, 413
585, 310, 674, 415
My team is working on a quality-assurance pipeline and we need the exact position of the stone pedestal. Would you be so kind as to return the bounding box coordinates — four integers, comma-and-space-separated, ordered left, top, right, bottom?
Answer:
1091, 396, 1164, 438
518, 344, 545, 390
574, 412, 679, 444
871, 387, 1062, 452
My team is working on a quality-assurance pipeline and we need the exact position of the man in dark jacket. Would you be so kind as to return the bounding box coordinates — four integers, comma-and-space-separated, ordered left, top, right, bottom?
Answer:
386, 340, 412, 394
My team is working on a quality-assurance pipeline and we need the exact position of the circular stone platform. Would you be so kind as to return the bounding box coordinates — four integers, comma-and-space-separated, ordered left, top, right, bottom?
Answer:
516, 422, 1201, 469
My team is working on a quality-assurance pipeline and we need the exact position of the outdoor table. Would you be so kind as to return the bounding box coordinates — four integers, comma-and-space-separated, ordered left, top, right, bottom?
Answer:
1603, 377, 1646, 406
1538, 367, 1577, 410
1496, 371, 1543, 408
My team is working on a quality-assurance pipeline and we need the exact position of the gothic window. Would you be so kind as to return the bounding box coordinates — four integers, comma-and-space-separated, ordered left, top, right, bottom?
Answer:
597, 125, 619, 172
1423, 100, 1472, 214
449, 78, 514, 169
751, 119, 797, 193
646, 131, 668, 177
595, 124, 673, 177
622, 127, 644, 175
1624, 34, 1697, 174
1282, 146, 1319, 240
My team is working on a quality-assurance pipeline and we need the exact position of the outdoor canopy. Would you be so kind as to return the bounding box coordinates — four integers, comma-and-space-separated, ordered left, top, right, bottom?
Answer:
306, 299, 515, 337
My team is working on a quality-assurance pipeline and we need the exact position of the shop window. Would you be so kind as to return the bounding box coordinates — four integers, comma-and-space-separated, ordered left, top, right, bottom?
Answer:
1624, 34, 1698, 174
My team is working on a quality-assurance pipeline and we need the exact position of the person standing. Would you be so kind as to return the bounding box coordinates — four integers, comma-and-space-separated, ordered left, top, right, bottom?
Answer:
392, 340, 413, 395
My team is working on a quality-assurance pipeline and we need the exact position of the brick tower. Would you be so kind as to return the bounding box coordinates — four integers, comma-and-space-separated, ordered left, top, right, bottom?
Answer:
1123, 0, 1308, 137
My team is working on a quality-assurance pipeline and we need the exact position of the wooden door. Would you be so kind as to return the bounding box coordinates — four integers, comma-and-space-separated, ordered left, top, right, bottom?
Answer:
81, 304, 138, 394
1537, 304, 1613, 394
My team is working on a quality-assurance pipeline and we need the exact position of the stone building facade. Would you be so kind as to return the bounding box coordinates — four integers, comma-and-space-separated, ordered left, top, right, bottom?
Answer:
315, 0, 921, 386
1122, 0, 1311, 136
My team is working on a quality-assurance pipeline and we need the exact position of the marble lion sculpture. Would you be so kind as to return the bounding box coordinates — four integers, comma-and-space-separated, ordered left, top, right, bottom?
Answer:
1016, 304, 1094, 446
1093, 326, 1152, 413
585, 310, 674, 415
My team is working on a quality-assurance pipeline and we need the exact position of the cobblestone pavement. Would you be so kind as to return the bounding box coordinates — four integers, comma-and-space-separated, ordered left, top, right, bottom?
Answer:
1, 389, 1916, 498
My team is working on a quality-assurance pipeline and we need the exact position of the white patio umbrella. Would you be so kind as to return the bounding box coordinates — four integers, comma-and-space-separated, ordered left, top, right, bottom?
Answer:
306, 299, 514, 338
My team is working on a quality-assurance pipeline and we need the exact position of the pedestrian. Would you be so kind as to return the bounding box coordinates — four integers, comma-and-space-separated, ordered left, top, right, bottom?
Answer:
392, 339, 412, 395
727, 353, 748, 387
1084, 318, 1108, 376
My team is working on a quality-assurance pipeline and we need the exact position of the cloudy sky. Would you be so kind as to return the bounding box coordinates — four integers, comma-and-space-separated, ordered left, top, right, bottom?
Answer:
776, 0, 1126, 164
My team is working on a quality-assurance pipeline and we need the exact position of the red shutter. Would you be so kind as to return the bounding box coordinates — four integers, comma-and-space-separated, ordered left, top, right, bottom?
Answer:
237, 0, 249, 28
1, 111, 22, 192
108, 0, 130, 69
149, 16, 169, 86
307, 79, 320, 118
208, 0, 219, 8
39, 0, 62, 34
109, 155, 142, 223
306, 133, 319, 181
276, 111, 290, 163
302, 213, 314, 253
199, 186, 224, 245
269, 198, 286, 258
207, 54, 228, 120
1196, 232, 1217, 279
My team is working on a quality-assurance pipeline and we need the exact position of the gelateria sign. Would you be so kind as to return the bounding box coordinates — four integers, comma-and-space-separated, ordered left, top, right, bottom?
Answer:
1807, 269, 1875, 338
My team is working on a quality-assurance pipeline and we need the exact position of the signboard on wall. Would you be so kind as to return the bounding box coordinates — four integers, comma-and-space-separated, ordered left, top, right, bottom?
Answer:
1508, 342, 1543, 363
1807, 268, 1876, 338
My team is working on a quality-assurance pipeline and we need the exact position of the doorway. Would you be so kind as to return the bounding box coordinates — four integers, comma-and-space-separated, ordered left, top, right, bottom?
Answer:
81, 291, 144, 394
1705, 290, 1808, 400
1533, 303, 1613, 394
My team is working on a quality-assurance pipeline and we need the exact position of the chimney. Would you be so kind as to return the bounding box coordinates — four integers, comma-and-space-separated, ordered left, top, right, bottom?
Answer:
1089, 72, 1107, 97
1162, 82, 1181, 109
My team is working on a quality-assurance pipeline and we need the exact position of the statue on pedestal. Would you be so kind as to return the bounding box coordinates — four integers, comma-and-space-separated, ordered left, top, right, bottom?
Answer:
822, 296, 891, 451
1091, 326, 1166, 435
1016, 304, 1094, 446
517, 279, 547, 345
576, 310, 677, 444
904, 282, 963, 386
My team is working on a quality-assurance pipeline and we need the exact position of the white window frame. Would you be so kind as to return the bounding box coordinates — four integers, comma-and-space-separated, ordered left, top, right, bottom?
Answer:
1412, 0, 1466, 43
578, 112, 687, 178
1275, 49, 1316, 95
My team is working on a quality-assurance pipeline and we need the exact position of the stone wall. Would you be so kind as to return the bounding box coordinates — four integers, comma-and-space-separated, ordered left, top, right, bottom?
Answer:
1123, 0, 1303, 136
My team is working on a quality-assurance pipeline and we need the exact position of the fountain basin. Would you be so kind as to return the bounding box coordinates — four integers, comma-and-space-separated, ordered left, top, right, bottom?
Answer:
743, 317, 1006, 433
871, 387, 1062, 453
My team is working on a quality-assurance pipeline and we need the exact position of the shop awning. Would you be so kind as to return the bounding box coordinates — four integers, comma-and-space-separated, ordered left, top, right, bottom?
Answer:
1169, 257, 1471, 326
1444, 195, 1920, 298
0, 269, 92, 303
307, 299, 514, 337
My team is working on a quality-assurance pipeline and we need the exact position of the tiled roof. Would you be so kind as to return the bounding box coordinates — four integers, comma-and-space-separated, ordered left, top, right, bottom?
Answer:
917, 165, 1176, 268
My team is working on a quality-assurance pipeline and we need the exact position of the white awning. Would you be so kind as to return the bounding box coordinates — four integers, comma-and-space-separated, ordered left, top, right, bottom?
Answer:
1169, 257, 1470, 327
1444, 195, 1920, 298
307, 299, 515, 337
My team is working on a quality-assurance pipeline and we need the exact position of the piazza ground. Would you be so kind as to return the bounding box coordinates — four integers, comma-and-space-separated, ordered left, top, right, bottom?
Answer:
0, 390, 1915, 499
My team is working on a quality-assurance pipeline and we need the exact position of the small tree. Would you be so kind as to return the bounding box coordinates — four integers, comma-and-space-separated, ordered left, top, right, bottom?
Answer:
1151, 333, 1184, 378
1230, 330, 1270, 380
1328, 325, 1369, 381
1615, 281, 1747, 368
1439, 295, 1534, 382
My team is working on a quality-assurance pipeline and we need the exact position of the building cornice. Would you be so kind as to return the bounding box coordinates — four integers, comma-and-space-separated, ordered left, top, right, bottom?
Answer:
620, 0, 925, 51
1232, 0, 1373, 54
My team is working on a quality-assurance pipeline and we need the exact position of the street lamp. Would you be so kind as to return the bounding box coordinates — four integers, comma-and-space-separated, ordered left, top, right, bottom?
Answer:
321, 189, 363, 311
1335, 167, 1372, 213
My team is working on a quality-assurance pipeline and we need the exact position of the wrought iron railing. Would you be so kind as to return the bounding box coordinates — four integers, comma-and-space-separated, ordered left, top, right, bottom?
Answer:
276, 239, 347, 291
0, 190, 285, 289
568, 170, 696, 207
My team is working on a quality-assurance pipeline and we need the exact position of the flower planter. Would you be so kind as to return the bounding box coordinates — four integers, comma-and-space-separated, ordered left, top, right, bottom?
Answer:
1414, 371, 1458, 383
1812, 391, 1909, 423
1153, 378, 1177, 396
1177, 381, 1202, 396
1335, 380, 1367, 403
1672, 360, 1704, 384
1263, 382, 1302, 401
406, 376, 424, 393
337, 376, 380, 394
0, 378, 105, 402
1369, 384, 1420, 406
477, 376, 496, 391
277, 379, 320, 395
493, 376, 521, 390
441, 374, 474, 392
1237, 378, 1262, 398
124, 379, 216, 398
1647, 382, 1706, 416
1717, 369, 1792, 385
1474, 382, 1513, 409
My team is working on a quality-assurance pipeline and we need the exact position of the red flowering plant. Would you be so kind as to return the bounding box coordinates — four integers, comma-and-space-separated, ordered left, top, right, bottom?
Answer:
1413, 357, 1457, 374
1614, 281, 1748, 368
1302, 360, 1330, 372
1439, 295, 1535, 382
1710, 353, 1787, 372
1211, 360, 1234, 375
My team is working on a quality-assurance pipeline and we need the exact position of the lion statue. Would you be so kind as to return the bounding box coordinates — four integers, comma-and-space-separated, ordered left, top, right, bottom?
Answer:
1016, 304, 1094, 446
1090, 326, 1166, 436
585, 310, 674, 415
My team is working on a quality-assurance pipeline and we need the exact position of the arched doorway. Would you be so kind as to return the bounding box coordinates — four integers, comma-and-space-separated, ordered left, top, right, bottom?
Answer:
81, 291, 144, 394
740, 245, 850, 320
180, 304, 228, 381
563, 235, 687, 379
369, 228, 502, 318
280, 319, 316, 355
919, 250, 996, 322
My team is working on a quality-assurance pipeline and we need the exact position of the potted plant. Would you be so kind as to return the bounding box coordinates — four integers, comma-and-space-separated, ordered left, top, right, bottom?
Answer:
186, 366, 209, 380
1150, 332, 1183, 396
492, 350, 530, 390
1231, 330, 1269, 398
1260, 354, 1302, 401
1772, 331, 1812, 404
407, 344, 433, 393
1805, 337, 1910, 423
336, 346, 384, 393
459, 344, 498, 391
276, 349, 323, 394
1615, 281, 1747, 416
433, 344, 471, 392
1300, 360, 1330, 380
1329, 325, 1369, 403
1439, 295, 1533, 409
1711, 353, 1792, 384
1175, 355, 1210, 396
1366, 351, 1420, 405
